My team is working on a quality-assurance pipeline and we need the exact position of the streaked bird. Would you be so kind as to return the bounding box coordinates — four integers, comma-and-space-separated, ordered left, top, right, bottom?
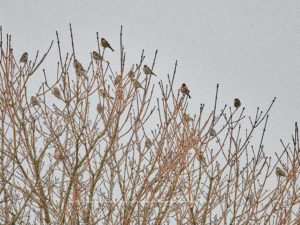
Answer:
92, 51, 103, 61
31, 96, 40, 106
101, 38, 114, 52
97, 103, 103, 113
183, 113, 193, 122
145, 138, 152, 148
143, 65, 157, 76
180, 83, 191, 98
99, 89, 114, 99
198, 151, 206, 164
19, 52, 28, 63
132, 79, 144, 89
73, 59, 87, 79
52, 87, 61, 99
114, 75, 122, 85
276, 167, 286, 177
127, 69, 135, 79
234, 98, 241, 108
54, 149, 63, 160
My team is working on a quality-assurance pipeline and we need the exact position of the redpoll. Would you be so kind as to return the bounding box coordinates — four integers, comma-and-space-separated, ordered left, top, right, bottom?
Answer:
198, 151, 206, 164
132, 79, 144, 89
143, 65, 157, 76
97, 103, 103, 113
234, 98, 241, 108
276, 167, 286, 177
54, 149, 63, 160
19, 52, 28, 63
114, 75, 122, 85
101, 38, 114, 52
183, 113, 193, 122
99, 89, 114, 99
30, 96, 40, 106
127, 69, 135, 79
92, 51, 103, 61
209, 128, 217, 137
180, 83, 191, 98
145, 138, 152, 148
73, 59, 87, 79
52, 87, 61, 99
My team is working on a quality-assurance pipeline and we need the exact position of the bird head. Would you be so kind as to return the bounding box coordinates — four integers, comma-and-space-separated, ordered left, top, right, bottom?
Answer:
182, 83, 186, 87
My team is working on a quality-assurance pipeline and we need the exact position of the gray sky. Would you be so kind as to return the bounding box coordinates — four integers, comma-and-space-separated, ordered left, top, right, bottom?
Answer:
1, 0, 300, 154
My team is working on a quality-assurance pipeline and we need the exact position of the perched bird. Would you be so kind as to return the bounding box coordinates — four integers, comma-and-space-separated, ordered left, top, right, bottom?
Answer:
19, 52, 28, 63
180, 83, 191, 98
183, 113, 193, 122
116, 88, 124, 100
97, 103, 103, 113
92, 51, 103, 61
198, 151, 206, 164
127, 69, 135, 79
101, 38, 114, 52
54, 149, 63, 160
52, 87, 61, 99
132, 79, 144, 89
99, 89, 114, 99
209, 128, 217, 137
276, 167, 286, 177
145, 138, 152, 148
143, 65, 157, 76
234, 98, 241, 108
73, 59, 87, 79
114, 75, 122, 85
30, 96, 40, 106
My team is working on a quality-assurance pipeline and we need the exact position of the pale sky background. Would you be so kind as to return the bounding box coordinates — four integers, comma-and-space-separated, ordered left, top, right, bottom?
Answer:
1, 0, 300, 156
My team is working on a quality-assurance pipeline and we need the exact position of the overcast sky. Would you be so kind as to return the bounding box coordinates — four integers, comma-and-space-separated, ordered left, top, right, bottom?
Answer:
1, 0, 300, 155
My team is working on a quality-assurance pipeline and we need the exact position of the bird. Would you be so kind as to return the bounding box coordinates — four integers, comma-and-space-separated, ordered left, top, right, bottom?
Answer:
52, 87, 61, 99
54, 149, 63, 160
92, 51, 103, 61
132, 79, 144, 89
180, 83, 191, 98
209, 128, 217, 137
143, 65, 157, 76
31, 96, 40, 106
183, 113, 193, 122
101, 38, 114, 52
114, 75, 122, 85
73, 59, 87, 79
276, 167, 286, 177
198, 151, 206, 164
127, 69, 135, 79
234, 98, 241, 108
19, 52, 28, 63
145, 138, 152, 148
99, 89, 114, 99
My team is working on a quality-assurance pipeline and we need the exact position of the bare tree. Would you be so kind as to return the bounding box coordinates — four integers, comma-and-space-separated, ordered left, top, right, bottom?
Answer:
0, 25, 299, 225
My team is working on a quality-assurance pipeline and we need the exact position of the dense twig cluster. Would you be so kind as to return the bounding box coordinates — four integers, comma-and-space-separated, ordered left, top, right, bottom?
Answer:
0, 25, 299, 224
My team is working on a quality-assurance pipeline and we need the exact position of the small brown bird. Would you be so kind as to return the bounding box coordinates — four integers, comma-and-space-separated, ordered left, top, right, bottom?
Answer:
276, 167, 286, 177
19, 52, 28, 63
132, 79, 144, 89
101, 38, 114, 52
183, 113, 193, 122
31, 96, 40, 106
114, 75, 122, 85
54, 149, 63, 160
73, 59, 87, 79
99, 89, 114, 99
234, 98, 241, 108
198, 151, 206, 164
97, 103, 103, 113
143, 65, 157, 76
145, 138, 152, 148
127, 69, 135, 79
52, 87, 61, 99
92, 51, 103, 61
180, 83, 191, 98
209, 128, 217, 137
